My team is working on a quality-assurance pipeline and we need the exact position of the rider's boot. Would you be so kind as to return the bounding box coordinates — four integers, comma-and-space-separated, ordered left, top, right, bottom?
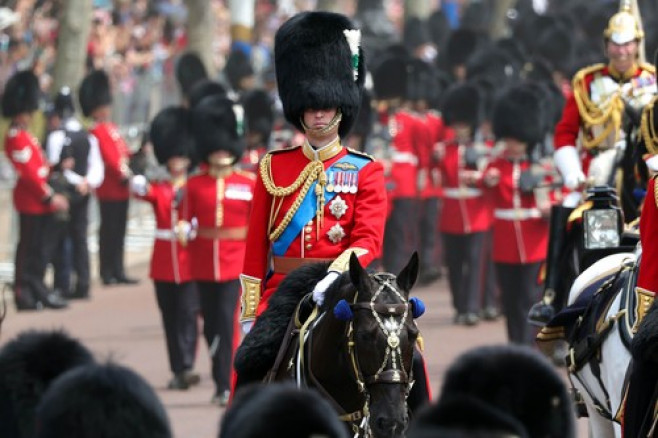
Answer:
528, 205, 574, 327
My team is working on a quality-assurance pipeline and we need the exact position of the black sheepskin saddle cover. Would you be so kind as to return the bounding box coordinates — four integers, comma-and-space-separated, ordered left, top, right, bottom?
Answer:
234, 263, 332, 384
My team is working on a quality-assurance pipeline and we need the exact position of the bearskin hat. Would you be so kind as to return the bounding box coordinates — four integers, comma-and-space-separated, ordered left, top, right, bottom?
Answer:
372, 54, 408, 101
427, 9, 451, 49
493, 84, 544, 146
445, 28, 480, 68
78, 70, 111, 117
220, 383, 348, 438
0, 330, 95, 438
191, 95, 244, 162
34, 363, 171, 438
224, 50, 254, 92
403, 17, 431, 52
466, 44, 518, 85
438, 345, 575, 438
535, 24, 575, 75
349, 89, 373, 141
175, 52, 208, 99
53, 87, 75, 119
149, 106, 194, 165
242, 89, 274, 144
187, 79, 227, 110
407, 58, 439, 104
1, 70, 40, 118
440, 82, 481, 128
275, 11, 365, 138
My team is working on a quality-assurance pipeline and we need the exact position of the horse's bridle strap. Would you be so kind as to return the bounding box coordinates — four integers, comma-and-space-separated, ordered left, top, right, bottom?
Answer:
338, 407, 368, 423
365, 369, 409, 385
351, 302, 407, 316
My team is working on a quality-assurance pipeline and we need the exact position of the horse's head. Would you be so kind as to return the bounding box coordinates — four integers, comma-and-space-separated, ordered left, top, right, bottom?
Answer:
327, 252, 421, 438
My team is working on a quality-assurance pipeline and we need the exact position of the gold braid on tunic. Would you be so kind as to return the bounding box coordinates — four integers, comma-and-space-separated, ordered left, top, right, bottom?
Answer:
572, 64, 625, 150
641, 95, 658, 155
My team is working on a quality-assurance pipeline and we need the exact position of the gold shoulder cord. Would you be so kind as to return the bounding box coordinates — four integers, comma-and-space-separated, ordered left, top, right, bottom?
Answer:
654, 175, 658, 209
572, 66, 624, 150
259, 153, 327, 241
641, 96, 658, 155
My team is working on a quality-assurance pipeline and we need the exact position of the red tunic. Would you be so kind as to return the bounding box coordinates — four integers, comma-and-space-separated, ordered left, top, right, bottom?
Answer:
4, 128, 53, 214
484, 157, 553, 264
239, 147, 267, 173
241, 143, 387, 316
638, 177, 658, 294
185, 170, 255, 282
439, 141, 492, 234
137, 181, 191, 283
422, 111, 449, 198
385, 110, 421, 200
90, 122, 131, 201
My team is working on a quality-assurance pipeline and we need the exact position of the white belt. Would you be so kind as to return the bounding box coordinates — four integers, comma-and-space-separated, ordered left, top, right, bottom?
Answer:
154, 229, 175, 240
392, 152, 418, 165
494, 208, 542, 220
443, 187, 482, 199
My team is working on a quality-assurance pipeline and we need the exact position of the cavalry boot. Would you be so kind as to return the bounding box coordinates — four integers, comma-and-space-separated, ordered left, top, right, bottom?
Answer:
528, 205, 574, 327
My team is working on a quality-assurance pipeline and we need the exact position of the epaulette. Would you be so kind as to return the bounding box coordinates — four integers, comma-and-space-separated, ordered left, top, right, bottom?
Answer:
236, 169, 257, 180
654, 174, 658, 209
572, 63, 605, 87
267, 145, 301, 156
639, 62, 656, 74
346, 147, 374, 161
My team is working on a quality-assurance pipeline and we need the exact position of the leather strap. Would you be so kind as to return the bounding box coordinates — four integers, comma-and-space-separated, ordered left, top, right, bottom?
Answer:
197, 226, 248, 240
272, 256, 332, 274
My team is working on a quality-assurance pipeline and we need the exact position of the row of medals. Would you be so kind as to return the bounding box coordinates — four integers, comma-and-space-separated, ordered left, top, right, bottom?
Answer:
325, 170, 358, 194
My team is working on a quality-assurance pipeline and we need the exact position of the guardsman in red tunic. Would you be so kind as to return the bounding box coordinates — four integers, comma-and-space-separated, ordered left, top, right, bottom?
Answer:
183, 95, 254, 406
438, 82, 493, 326
483, 85, 558, 346
371, 54, 423, 274
530, 1, 656, 324
3, 70, 68, 310
129, 107, 200, 391
79, 70, 138, 286
239, 89, 273, 173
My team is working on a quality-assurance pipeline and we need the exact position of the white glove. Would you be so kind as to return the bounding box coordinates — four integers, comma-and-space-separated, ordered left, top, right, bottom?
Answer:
241, 320, 253, 334
129, 174, 148, 196
312, 271, 340, 306
646, 155, 658, 172
553, 146, 585, 190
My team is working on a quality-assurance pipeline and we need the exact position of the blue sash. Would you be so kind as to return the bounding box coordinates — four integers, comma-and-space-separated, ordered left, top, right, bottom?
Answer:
271, 153, 370, 256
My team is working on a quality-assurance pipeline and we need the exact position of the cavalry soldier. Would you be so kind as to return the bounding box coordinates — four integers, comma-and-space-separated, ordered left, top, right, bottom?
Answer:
79, 70, 138, 286
529, 0, 657, 324
3, 70, 68, 310
129, 107, 200, 392
184, 95, 255, 406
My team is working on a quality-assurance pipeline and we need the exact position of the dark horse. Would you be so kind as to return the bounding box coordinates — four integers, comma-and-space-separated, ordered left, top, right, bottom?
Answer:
235, 253, 421, 438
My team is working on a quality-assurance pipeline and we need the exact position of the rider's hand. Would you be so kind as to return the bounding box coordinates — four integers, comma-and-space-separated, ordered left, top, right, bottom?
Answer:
312, 271, 340, 306
241, 320, 254, 334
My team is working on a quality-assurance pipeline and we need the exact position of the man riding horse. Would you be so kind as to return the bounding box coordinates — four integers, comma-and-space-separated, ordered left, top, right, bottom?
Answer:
236, 11, 430, 407
529, 0, 657, 325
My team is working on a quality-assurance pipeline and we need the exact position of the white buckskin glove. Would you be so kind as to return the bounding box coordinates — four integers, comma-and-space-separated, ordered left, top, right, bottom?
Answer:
553, 146, 585, 190
129, 174, 149, 196
241, 320, 254, 334
312, 271, 340, 306
646, 155, 658, 173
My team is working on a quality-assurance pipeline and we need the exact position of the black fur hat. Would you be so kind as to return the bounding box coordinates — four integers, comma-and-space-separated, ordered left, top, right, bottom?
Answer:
53, 86, 75, 119
445, 28, 480, 68
224, 50, 254, 92
535, 24, 575, 75
175, 52, 208, 99
438, 345, 575, 438
220, 383, 348, 438
191, 95, 244, 162
242, 89, 274, 143
34, 363, 171, 438
372, 54, 408, 100
149, 106, 194, 165
403, 16, 431, 52
441, 82, 481, 128
78, 70, 112, 117
1, 70, 40, 118
427, 9, 451, 49
0, 330, 94, 438
493, 84, 543, 146
274, 11, 365, 138
407, 58, 439, 104
187, 79, 227, 110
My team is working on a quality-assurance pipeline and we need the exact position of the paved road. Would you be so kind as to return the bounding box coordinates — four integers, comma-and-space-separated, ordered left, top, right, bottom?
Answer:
0, 263, 589, 437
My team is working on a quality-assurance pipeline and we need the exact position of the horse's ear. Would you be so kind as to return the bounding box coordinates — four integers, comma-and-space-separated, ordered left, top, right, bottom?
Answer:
397, 252, 419, 293
349, 252, 368, 292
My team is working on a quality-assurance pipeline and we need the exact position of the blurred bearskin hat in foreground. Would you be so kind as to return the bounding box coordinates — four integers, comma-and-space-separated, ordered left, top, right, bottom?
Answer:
187, 79, 227, 110
493, 84, 544, 147
437, 345, 575, 438
220, 383, 348, 438
78, 69, 112, 118
34, 363, 171, 438
149, 106, 195, 165
440, 82, 481, 128
274, 11, 365, 138
191, 95, 244, 163
175, 52, 208, 100
0, 330, 95, 438
1, 70, 40, 118
242, 88, 274, 145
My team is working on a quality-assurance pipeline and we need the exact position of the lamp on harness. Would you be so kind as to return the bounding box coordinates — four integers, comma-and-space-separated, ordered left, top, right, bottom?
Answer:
582, 186, 624, 251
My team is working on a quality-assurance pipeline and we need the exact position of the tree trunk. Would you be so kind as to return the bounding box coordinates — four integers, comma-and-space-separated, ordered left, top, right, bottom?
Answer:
489, 0, 516, 39
404, 0, 432, 20
317, 0, 340, 12
185, 0, 215, 76
355, 0, 397, 62
229, 0, 255, 49
51, 0, 92, 95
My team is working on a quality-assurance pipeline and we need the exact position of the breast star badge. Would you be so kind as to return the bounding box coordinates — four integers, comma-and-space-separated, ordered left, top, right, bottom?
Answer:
327, 224, 346, 243
329, 195, 349, 219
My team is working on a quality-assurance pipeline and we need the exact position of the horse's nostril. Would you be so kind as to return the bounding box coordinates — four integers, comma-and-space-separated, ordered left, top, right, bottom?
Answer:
375, 416, 405, 433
